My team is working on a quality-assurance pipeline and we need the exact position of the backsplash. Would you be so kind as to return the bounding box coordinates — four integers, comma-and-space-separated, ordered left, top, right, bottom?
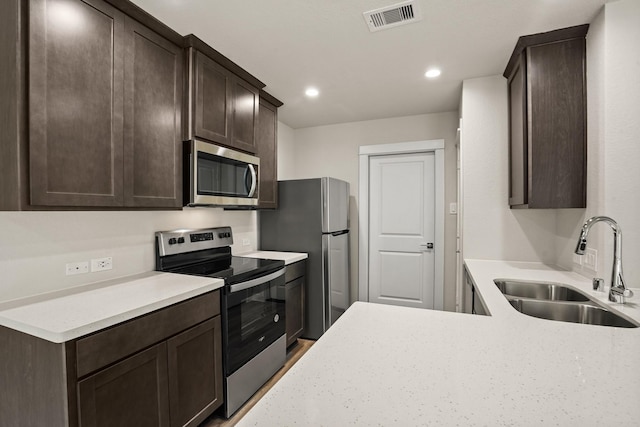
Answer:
0, 209, 257, 303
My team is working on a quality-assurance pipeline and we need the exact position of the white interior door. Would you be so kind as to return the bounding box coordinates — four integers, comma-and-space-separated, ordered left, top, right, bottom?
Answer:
368, 152, 436, 309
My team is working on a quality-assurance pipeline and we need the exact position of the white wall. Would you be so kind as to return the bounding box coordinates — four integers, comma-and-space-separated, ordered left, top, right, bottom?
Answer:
463, 0, 640, 289
276, 121, 296, 180
287, 112, 460, 311
0, 210, 257, 303
460, 76, 557, 263
556, 0, 640, 287
604, 0, 640, 287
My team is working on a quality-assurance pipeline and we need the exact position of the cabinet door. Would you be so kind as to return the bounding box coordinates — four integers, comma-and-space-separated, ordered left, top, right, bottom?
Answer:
77, 342, 170, 427
527, 38, 586, 208
256, 99, 278, 208
123, 17, 183, 208
285, 277, 305, 347
194, 52, 232, 146
507, 55, 527, 207
167, 317, 223, 427
231, 78, 259, 153
29, 0, 124, 207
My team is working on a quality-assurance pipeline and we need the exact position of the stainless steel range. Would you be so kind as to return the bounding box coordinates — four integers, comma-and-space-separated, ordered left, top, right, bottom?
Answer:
155, 227, 286, 418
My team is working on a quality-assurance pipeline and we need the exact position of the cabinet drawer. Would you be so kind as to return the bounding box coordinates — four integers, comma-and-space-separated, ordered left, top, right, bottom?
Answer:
285, 260, 306, 282
76, 291, 219, 378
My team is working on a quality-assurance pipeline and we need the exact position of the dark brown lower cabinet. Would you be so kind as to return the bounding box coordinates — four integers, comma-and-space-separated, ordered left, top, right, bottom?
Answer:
0, 290, 223, 427
284, 260, 306, 347
167, 318, 223, 427
285, 277, 305, 347
78, 343, 171, 427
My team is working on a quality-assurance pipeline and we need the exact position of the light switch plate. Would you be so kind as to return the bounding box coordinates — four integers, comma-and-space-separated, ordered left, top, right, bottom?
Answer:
584, 248, 598, 271
572, 253, 582, 265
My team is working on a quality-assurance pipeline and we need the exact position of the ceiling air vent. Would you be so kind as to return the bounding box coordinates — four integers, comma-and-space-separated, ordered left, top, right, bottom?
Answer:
363, 1, 422, 32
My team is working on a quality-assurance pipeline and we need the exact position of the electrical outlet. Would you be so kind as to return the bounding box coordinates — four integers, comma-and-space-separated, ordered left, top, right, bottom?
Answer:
584, 248, 598, 271
91, 257, 113, 272
242, 238, 251, 246
572, 253, 582, 265
66, 261, 89, 276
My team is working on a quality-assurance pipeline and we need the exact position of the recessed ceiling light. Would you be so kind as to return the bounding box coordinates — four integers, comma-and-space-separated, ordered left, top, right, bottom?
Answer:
425, 69, 441, 78
305, 88, 319, 97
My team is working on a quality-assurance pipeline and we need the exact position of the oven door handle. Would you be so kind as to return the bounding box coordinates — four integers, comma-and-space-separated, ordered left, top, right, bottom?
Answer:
228, 268, 285, 293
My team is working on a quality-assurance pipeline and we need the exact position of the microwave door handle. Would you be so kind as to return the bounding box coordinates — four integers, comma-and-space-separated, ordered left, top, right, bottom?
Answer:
247, 164, 257, 197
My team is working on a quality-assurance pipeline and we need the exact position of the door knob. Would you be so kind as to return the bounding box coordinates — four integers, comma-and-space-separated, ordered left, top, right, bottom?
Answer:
420, 243, 434, 249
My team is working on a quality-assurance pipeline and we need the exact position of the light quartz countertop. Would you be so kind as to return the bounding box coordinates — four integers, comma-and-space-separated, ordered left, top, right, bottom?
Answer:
238, 260, 640, 426
0, 272, 223, 343
238, 251, 308, 265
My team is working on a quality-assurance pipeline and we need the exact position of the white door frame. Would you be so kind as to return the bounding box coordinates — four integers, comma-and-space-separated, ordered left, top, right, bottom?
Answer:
358, 140, 445, 310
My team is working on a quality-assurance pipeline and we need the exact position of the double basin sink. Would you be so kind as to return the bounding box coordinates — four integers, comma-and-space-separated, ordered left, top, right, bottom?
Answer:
494, 279, 638, 328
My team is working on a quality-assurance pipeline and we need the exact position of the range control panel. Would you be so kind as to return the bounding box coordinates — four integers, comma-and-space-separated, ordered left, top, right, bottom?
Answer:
189, 232, 214, 243
156, 226, 234, 257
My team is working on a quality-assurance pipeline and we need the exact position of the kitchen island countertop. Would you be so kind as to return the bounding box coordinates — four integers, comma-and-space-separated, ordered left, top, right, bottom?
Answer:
238, 260, 640, 426
0, 271, 223, 343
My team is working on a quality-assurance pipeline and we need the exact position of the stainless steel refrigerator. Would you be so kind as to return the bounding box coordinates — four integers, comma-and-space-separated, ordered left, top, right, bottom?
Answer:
260, 177, 350, 340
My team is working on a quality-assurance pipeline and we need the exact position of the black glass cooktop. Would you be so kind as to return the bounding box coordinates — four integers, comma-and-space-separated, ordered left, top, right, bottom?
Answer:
173, 255, 284, 285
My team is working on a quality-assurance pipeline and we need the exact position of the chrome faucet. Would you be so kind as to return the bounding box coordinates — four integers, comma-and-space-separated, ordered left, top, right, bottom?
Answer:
575, 216, 633, 303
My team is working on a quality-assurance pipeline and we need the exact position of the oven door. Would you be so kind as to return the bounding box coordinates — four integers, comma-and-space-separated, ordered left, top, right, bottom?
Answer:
223, 268, 286, 375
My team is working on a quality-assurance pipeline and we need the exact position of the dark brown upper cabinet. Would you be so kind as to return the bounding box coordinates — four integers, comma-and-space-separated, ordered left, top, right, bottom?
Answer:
504, 24, 588, 209
0, 0, 183, 210
192, 53, 232, 147
123, 17, 183, 208
185, 35, 264, 154
256, 91, 283, 209
28, 0, 126, 208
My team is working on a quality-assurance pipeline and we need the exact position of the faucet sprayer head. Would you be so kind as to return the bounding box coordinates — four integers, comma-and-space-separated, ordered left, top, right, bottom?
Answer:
575, 229, 588, 255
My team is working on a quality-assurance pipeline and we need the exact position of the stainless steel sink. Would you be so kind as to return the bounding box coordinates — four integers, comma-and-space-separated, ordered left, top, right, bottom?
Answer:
494, 279, 590, 302
508, 299, 638, 328
494, 279, 639, 328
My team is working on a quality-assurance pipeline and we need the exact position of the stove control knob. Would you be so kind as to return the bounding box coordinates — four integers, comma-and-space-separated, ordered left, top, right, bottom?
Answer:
274, 314, 280, 323
177, 237, 185, 244
168, 238, 177, 245
218, 233, 224, 238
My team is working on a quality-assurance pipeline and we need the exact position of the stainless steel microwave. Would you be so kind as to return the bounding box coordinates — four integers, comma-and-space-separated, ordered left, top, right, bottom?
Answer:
184, 139, 260, 207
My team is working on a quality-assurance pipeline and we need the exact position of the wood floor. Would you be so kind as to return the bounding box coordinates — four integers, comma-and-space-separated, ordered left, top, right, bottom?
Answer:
200, 338, 314, 427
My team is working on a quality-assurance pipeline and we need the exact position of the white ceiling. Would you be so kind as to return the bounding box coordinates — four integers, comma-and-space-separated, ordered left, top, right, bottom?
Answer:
131, 0, 609, 129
